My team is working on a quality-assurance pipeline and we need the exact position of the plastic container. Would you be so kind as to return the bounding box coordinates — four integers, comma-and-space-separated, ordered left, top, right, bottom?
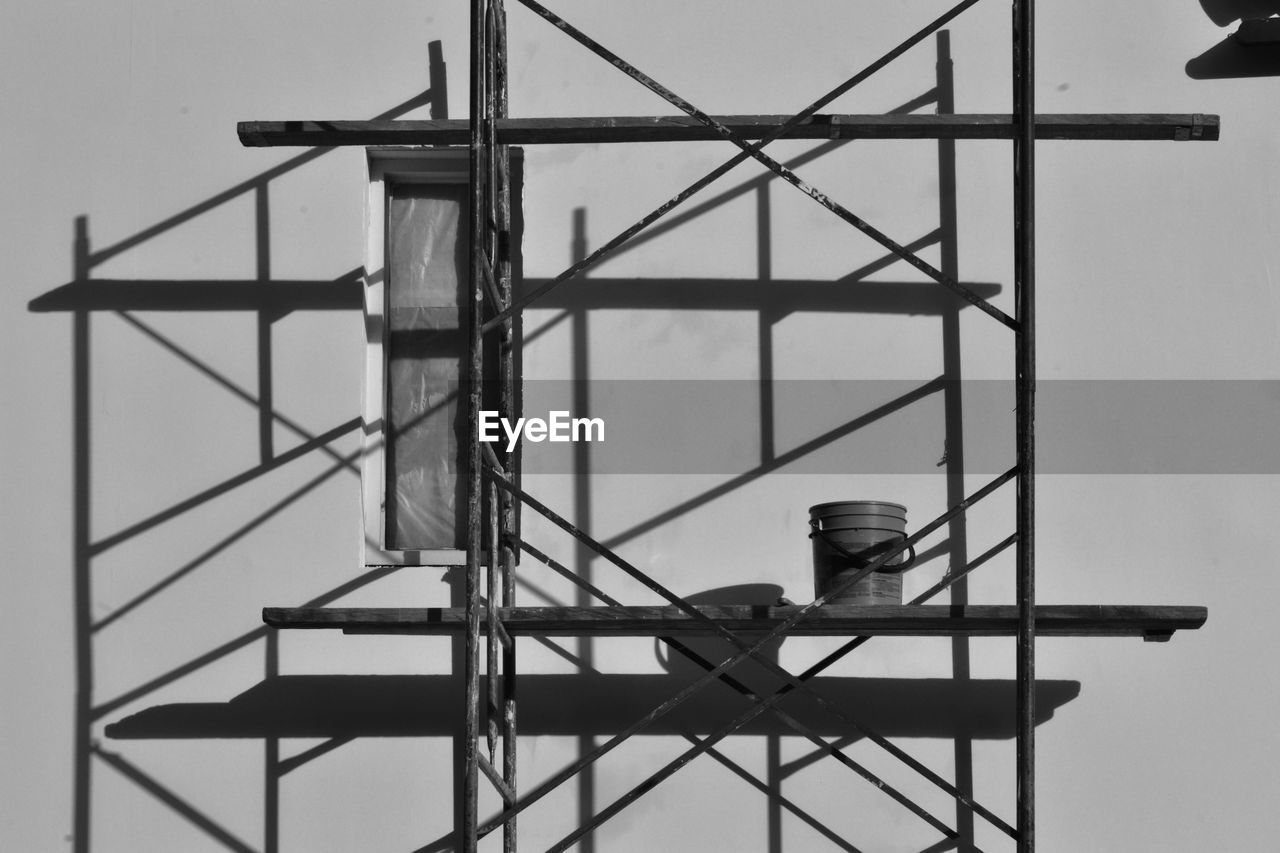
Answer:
809, 501, 913, 605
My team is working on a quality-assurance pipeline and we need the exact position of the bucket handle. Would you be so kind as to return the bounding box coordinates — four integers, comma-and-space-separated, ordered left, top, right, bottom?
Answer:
808, 519, 916, 572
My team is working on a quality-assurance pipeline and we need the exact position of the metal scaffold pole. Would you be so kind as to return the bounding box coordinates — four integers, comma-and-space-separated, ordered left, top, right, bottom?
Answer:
1013, 0, 1037, 850
464, 0, 488, 848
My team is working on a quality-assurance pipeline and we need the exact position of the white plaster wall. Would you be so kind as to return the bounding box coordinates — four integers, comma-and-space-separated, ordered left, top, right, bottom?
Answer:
3, 1, 1278, 851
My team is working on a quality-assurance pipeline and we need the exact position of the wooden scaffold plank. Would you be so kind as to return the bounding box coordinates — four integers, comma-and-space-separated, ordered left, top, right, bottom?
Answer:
263, 604, 1207, 639
238, 113, 1219, 147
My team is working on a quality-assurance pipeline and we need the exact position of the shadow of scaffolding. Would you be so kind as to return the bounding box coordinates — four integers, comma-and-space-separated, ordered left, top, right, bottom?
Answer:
30, 41, 449, 853
29, 31, 1063, 853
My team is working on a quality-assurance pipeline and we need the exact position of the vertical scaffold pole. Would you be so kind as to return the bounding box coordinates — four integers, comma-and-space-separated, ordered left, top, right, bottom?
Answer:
72, 217, 93, 853
1013, 0, 1036, 850
491, 1, 519, 850
936, 29, 977, 853
464, 0, 488, 848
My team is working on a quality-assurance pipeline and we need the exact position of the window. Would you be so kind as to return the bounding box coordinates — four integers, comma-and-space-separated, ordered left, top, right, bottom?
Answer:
362, 148, 520, 566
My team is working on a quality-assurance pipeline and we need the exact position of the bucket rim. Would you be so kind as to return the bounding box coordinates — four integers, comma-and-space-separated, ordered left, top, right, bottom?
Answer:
809, 500, 907, 514
809, 525, 906, 535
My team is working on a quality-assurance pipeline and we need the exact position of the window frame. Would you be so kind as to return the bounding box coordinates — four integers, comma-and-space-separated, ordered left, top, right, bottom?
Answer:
362, 147, 472, 567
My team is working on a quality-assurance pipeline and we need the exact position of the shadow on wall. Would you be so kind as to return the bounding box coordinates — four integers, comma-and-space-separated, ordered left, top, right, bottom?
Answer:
104, 581, 1080, 853
28, 42, 448, 853
28, 28, 1064, 853
1187, 0, 1280, 78
105, 672, 1080, 742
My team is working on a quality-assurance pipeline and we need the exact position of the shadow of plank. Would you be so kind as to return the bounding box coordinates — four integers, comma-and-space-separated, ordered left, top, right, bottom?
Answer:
524, 278, 1001, 315
29, 276, 364, 313
106, 674, 1079, 740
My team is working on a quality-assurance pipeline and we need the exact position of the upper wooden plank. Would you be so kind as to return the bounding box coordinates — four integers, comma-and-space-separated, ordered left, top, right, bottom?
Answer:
263, 604, 1207, 639
238, 114, 1220, 147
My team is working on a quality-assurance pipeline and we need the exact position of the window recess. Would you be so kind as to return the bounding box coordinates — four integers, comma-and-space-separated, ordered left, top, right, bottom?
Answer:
362, 148, 521, 567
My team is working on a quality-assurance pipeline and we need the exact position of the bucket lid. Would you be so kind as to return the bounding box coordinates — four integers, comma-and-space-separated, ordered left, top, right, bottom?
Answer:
809, 500, 906, 517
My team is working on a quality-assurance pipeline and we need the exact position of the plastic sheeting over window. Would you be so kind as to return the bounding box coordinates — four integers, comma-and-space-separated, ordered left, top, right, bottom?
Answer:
384, 184, 469, 550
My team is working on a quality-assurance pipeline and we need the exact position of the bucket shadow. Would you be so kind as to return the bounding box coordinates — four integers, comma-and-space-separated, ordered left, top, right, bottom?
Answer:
1186, 36, 1280, 78
1196, 0, 1280, 27
1187, 3, 1280, 77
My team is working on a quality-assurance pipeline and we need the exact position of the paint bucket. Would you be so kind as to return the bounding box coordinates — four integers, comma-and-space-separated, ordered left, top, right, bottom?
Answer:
808, 501, 914, 605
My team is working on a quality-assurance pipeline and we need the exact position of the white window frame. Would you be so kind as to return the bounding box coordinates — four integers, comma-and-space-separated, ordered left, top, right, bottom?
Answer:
362, 147, 471, 567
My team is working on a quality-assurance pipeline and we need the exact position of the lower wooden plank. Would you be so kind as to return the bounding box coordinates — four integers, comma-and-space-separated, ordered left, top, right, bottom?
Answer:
238, 114, 1219, 147
262, 604, 1206, 638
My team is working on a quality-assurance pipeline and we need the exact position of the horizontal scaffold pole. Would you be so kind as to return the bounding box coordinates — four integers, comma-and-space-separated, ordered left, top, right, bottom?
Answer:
238, 113, 1219, 147
263, 604, 1207, 639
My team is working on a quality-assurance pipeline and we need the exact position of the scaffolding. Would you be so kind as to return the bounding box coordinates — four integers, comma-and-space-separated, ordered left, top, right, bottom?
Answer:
247, 2, 1213, 850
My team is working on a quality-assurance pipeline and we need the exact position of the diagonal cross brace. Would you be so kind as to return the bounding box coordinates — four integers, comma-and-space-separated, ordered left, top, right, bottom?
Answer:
546, 533, 1021, 853
497, 0, 1015, 332
482, 0, 992, 333
515, 541, 964, 841
479, 465, 1017, 839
